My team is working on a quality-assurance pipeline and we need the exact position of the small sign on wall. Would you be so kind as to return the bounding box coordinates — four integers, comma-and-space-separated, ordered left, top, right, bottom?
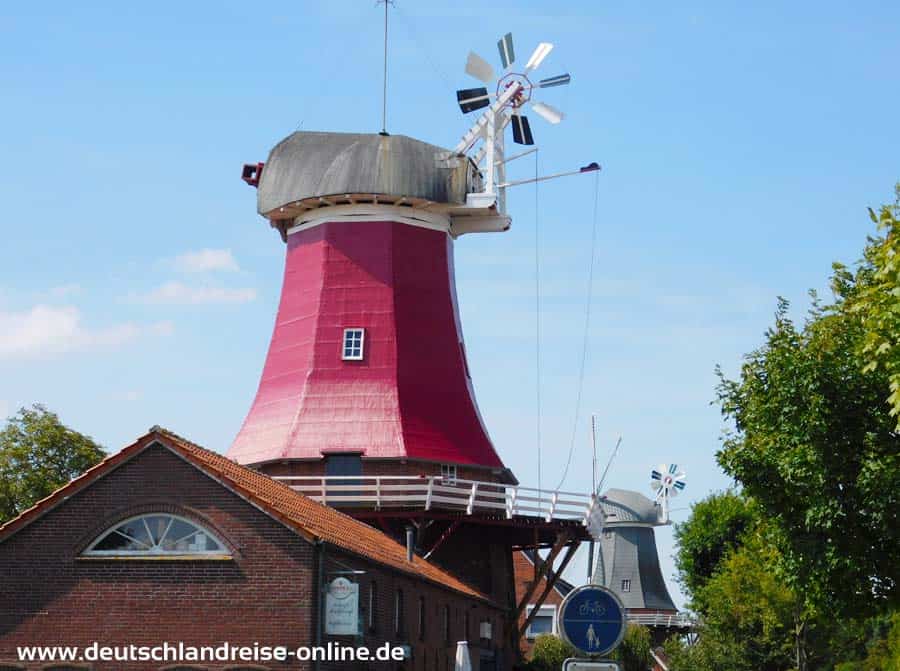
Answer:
325, 577, 359, 636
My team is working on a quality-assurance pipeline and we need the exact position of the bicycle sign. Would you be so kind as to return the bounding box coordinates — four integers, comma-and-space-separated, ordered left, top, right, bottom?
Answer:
557, 585, 626, 657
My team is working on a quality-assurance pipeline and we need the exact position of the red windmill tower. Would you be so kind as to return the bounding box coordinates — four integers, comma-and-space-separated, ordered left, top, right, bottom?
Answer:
231, 130, 514, 483
230, 33, 602, 653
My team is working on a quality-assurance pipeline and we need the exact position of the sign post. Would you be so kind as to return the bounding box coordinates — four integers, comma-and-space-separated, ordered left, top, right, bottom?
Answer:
325, 576, 359, 636
557, 584, 626, 671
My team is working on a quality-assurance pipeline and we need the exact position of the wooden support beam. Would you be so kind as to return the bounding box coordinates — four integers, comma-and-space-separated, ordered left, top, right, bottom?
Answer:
517, 540, 579, 641
512, 531, 573, 623
423, 520, 461, 559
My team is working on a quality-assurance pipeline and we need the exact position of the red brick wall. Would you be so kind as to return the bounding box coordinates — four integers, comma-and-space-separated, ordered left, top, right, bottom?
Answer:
0, 444, 509, 671
319, 551, 508, 671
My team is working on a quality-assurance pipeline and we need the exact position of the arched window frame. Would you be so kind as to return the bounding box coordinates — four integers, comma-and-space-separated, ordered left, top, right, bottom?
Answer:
82, 513, 230, 559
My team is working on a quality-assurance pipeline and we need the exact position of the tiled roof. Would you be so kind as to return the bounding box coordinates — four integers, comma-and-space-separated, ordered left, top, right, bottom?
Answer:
0, 427, 489, 603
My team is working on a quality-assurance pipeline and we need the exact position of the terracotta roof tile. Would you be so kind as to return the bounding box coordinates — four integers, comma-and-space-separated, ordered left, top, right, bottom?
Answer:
155, 428, 488, 600
0, 428, 489, 603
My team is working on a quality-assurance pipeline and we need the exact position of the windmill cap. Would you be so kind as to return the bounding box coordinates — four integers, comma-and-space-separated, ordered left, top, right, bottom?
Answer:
257, 131, 481, 219
600, 488, 661, 525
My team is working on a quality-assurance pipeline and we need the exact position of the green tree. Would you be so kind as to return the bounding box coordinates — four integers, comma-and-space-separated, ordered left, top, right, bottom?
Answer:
834, 611, 900, 671
611, 623, 652, 671
527, 634, 575, 671
699, 532, 800, 671
671, 188, 900, 671
888, 612, 900, 671
716, 282, 900, 614
664, 634, 720, 671
669, 511, 882, 671
855, 611, 900, 671
673, 490, 757, 611
668, 527, 805, 671
0, 404, 105, 524
856, 185, 900, 427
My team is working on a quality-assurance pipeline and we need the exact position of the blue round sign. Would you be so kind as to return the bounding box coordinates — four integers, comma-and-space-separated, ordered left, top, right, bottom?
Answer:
557, 585, 626, 656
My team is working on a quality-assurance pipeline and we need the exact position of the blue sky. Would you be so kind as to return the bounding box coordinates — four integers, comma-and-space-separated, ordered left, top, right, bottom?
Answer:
2, 1, 898, 607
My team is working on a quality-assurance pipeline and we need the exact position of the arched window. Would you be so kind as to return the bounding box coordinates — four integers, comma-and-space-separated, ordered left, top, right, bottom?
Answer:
83, 513, 228, 557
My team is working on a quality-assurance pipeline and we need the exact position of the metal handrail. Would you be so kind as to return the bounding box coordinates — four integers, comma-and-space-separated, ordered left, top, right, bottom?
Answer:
272, 473, 603, 536
626, 611, 695, 628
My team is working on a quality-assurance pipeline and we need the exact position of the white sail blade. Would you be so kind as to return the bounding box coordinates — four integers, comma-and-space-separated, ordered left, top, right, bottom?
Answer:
465, 51, 496, 84
532, 101, 564, 124
525, 42, 553, 72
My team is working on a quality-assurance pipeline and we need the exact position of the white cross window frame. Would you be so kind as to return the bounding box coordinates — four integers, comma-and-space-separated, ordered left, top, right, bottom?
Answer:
440, 464, 458, 484
342, 328, 365, 361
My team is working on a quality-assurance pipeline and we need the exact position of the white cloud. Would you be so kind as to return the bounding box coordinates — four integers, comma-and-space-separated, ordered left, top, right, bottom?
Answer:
114, 390, 143, 402
172, 249, 240, 273
0, 399, 9, 421
0, 305, 172, 360
136, 282, 257, 305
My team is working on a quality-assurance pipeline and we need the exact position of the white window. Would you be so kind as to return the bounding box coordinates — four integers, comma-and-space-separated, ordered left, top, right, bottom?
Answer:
342, 328, 365, 361
621, 579, 631, 592
525, 605, 556, 639
84, 513, 228, 558
440, 464, 457, 484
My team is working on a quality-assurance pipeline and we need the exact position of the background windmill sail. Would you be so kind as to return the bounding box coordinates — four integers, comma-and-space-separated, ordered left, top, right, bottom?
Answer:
650, 463, 687, 523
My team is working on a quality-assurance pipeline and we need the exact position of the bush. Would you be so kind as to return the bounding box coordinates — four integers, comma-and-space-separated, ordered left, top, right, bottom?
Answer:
612, 624, 652, 671
528, 634, 575, 671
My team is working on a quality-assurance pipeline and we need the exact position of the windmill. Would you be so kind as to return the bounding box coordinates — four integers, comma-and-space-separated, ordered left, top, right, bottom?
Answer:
650, 463, 687, 523
442, 32, 598, 225
456, 33, 571, 145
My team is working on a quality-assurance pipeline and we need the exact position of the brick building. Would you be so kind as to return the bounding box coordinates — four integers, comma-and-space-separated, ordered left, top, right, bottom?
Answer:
0, 428, 509, 671
512, 551, 574, 657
